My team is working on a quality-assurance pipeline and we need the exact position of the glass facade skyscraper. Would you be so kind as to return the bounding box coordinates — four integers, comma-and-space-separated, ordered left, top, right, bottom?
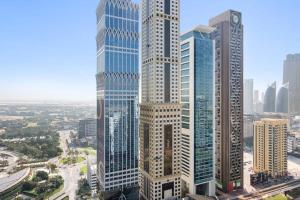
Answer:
180, 26, 215, 196
96, 0, 139, 199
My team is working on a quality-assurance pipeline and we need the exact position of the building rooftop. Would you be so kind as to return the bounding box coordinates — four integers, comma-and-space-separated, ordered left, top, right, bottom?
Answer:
254, 118, 289, 125
181, 25, 215, 36
209, 9, 242, 26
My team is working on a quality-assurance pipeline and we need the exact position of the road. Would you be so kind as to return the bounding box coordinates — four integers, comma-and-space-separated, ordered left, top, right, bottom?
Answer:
49, 130, 84, 200
239, 179, 300, 199
0, 149, 19, 177
49, 163, 82, 200
216, 152, 300, 200
0, 168, 30, 195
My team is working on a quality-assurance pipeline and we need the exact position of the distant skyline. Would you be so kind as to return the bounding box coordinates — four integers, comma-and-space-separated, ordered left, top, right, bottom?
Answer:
0, 0, 299, 102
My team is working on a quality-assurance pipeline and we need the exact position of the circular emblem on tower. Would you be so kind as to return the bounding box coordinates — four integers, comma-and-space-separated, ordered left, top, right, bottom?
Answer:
232, 13, 239, 24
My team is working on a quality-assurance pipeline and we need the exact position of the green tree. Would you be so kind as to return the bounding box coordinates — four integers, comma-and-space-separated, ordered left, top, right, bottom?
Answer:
22, 181, 36, 191
36, 171, 49, 181
77, 178, 91, 197
49, 176, 64, 189
48, 163, 57, 173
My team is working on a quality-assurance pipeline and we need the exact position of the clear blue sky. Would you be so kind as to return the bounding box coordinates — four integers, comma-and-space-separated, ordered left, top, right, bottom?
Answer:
0, 0, 299, 102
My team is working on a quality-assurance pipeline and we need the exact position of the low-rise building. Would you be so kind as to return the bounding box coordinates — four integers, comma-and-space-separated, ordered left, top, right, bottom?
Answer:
87, 158, 97, 192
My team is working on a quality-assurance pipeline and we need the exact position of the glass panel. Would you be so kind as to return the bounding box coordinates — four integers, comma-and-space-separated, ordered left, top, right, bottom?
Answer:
181, 56, 189, 63
164, 125, 172, 176
181, 69, 189, 76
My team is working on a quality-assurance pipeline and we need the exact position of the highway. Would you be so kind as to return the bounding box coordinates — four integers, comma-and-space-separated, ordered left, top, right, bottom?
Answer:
0, 168, 30, 195
0, 149, 19, 177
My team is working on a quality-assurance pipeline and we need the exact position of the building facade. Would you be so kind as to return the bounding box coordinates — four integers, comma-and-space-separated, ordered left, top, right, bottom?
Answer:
139, 0, 181, 199
87, 158, 98, 192
287, 135, 297, 154
244, 114, 254, 138
209, 10, 244, 193
254, 90, 259, 104
253, 119, 288, 178
244, 79, 253, 114
96, 0, 139, 199
180, 26, 215, 197
276, 84, 289, 114
263, 82, 276, 113
283, 54, 300, 115
254, 90, 264, 114
78, 118, 97, 138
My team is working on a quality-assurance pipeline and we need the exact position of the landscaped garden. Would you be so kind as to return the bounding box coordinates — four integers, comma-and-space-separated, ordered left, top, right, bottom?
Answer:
21, 170, 64, 199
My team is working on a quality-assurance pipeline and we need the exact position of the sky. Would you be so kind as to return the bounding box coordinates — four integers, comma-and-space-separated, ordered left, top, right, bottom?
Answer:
0, 0, 299, 102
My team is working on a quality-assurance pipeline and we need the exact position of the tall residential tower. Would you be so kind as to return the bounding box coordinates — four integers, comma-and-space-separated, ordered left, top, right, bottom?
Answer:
209, 10, 244, 193
96, 0, 140, 199
254, 119, 288, 178
139, 0, 181, 199
180, 26, 215, 196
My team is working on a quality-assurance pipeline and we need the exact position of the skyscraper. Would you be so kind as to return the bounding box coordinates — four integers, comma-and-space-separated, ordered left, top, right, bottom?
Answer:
180, 26, 215, 196
78, 118, 96, 138
254, 90, 263, 114
209, 10, 244, 193
263, 82, 276, 113
96, 0, 139, 199
254, 119, 288, 178
244, 79, 254, 114
261, 92, 265, 103
283, 54, 300, 115
139, 0, 181, 199
276, 84, 289, 114
254, 90, 259, 104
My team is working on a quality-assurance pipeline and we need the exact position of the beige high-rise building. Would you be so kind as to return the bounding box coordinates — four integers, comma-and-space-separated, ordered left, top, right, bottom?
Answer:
253, 119, 288, 178
139, 0, 181, 199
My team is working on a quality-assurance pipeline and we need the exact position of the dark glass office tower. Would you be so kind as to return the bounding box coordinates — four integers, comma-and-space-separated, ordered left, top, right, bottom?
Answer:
96, 0, 139, 199
209, 10, 244, 193
276, 84, 289, 114
263, 82, 276, 113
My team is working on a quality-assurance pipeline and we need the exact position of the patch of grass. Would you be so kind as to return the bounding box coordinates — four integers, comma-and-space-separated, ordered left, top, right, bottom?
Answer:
77, 156, 85, 163
45, 183, 64, 199
60, 156, 85, 165
22, 189, 38, 197
265, 194, 288, 200
80, 166, 88, 175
